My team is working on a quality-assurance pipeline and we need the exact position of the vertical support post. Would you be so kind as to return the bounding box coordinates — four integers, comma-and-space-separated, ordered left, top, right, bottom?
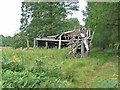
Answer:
84, 38, 89, 57
33, 38, 36, 48
26, 38, 29, 49
45, 42, 48, 48
81, 39, 84, 57
58, 35, 62, 49
36, 40, 38, 47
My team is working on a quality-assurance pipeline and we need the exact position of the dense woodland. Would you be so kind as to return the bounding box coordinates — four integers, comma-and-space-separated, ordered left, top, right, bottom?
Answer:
1, 2, 119, 51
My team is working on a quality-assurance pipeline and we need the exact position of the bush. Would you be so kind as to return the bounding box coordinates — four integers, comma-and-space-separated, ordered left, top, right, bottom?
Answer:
2, 57, 25, 72
2, 57, 69, 88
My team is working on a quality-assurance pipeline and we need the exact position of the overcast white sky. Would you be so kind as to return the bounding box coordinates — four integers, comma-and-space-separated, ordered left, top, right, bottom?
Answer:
0, 0, 87, 37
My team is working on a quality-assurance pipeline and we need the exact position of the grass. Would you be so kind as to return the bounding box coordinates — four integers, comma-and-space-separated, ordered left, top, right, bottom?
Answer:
2, 47, 118, 88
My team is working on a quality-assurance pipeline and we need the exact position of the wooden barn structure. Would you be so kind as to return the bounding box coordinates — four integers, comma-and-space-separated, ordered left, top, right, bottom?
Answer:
34, 27, 95, 57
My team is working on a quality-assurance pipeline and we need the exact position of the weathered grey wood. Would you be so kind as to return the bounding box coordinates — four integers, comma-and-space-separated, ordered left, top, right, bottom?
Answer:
35, 26, 92, 57
26, 39, 29, 49
45, 42, 48, 48
36, 38, 69, 43
33, 38, 36, 48
58, 35, 62, 49
83, 37, 89, 51
36, 40, 38, 47
81, 39, 85, 57
84, 37, 89, 57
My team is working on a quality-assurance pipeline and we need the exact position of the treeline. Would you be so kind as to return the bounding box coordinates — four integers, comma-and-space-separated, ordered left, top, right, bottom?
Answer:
0, 35, 13, 47
84, 2, 119, 50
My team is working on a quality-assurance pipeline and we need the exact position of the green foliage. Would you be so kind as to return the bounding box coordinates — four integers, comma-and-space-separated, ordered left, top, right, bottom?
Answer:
84, 2, 118, 50
14, 1, 79, 48
0, 35, 13, 47
2, 48, 118, 88
2, 57, 25, 72
2, 55, 69, 88
12, 32, 27, 48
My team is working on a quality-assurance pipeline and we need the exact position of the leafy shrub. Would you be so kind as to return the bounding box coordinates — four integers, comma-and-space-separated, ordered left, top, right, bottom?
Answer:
2, 48, 118, 88
2, 58, 69, 88
2, 57, 25, 72
2, 69, 69, 88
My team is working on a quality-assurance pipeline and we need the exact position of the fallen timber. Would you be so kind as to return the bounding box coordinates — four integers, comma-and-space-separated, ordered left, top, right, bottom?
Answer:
34, 26, 94, 57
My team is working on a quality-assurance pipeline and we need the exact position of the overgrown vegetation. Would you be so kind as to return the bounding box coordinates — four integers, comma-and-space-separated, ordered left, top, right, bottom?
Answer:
2, 48, 118, 88
1, 2, 119, 88
84, 2, 119, 50
0, 35, 13, 47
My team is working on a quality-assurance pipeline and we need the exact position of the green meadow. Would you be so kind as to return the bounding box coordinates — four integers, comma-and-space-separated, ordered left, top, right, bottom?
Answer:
2, 48, 118, 88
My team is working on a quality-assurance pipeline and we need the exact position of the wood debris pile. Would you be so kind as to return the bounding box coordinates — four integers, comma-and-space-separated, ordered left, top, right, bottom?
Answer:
34, 26, 95, 57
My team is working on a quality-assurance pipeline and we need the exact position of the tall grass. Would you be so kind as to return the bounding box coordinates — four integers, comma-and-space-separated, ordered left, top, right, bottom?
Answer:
2, 47, 118, 88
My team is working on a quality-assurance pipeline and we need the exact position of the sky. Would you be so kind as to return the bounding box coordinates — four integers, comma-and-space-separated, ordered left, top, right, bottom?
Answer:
0, 0, 87, 37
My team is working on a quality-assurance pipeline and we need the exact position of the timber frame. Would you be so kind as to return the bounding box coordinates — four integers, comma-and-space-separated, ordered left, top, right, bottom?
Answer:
34, 27, 95, 57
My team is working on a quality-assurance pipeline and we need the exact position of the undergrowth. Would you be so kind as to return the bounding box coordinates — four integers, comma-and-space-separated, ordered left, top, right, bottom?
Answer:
2, 48, 118, 88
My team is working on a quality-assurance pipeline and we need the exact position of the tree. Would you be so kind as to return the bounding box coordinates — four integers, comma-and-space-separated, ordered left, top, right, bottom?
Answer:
0, 35, 13, 47
13, 32, 27, 48
16, 1, 79, 47
84, 2, 118, 50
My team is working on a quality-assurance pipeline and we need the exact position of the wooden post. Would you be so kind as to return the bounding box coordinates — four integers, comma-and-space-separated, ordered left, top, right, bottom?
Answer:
58, 35, 62, 49
33, 38, 36, 48
36, 40, 38, 47
83, 37, 89, 51
84, 38, 89, 57
26, 38, 29, 49
45, 42, 48, 48
81, 39, 84, 57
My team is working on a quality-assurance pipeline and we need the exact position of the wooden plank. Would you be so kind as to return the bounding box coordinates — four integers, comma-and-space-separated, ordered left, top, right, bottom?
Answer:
58, 35, 62, 49
35, 38, 70, 43
83, 37, 89, 51
33, 38, 36, 48
45, 42, 48, 48
26, 39, 29, 49
36, 40, 38, 47
81, 40, 84, 58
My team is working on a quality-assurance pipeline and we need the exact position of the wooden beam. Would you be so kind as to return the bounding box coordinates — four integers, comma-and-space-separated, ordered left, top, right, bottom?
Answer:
35, 38, 69, 43
81, 40, 84, 58
26, 39, 29, 49
83, 37, 89, 51
36, 40, 38, 47
33, 38, 36, 48
58, 35, 62, 49
45, 42, 48, 48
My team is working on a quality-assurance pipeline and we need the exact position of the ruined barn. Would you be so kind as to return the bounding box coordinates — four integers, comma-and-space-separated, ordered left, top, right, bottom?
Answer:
34, 27, 95, 57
